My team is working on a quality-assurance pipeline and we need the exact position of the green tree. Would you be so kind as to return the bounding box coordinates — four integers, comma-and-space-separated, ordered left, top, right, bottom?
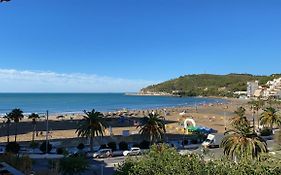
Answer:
76, 109, 108, 152
138, 113, 166, 144
231, 107, 249, 129
28, 113, 40, 142
8, 108, 24, 142
248, 99, 264, 130
221, 124, 267, 160
260, 107, 281, 132
59, 155, 89, 175
3, 114, 11, 143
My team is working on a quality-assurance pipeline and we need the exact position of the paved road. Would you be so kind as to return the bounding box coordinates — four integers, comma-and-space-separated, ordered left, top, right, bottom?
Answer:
32, 137, 276, 175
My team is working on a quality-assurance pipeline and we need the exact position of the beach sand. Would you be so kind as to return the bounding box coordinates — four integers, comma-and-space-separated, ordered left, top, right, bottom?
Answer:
0, 98, 254, 145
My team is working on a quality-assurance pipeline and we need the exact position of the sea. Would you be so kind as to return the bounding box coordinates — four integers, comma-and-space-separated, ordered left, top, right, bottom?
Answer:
0, 93, 227, 115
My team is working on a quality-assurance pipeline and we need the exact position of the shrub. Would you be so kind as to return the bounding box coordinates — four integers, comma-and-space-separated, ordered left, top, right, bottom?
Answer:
119, 141, 128, 151
191, 139, 198, 144
132, 143, 140, 147
57, 147, 64, 155
115, 144, 281, 175
0, 153, 32, 174
182, 139, 189, 145
29, 141, 39, 149
260, 128, 272, 136
99, 144, 108, 150
108, 142, 117, 151
139, 140, 150, 149
5, 142, 20, 154
77, 143, 85, 150
40, 141, 53, 154
59, 155, 89, 175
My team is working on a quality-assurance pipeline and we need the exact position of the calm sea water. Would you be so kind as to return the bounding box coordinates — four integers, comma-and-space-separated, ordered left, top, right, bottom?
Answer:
0, 93, 226, 114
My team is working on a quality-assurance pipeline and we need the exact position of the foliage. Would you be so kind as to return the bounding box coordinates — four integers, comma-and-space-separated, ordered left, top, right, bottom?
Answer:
57, 147, 65, 155
182, 139, 189, 145
230, 107, 249, 129
29, 141, 39, 149
77, 143, 85, 150
141, 74, 278, 97
108, 142, 117, 151
138, 113, 166, 144
40, 141, 53, 153
99, 144, 108, 149
76, 109, 108, 152
119, 141, 129, 151
260, 107, 281, 130
260, 127, 272, 136
248, 99, 265, 129
0, 153, 32, 174
115, 144, 281, 175
3, 114, 11, 143
191, 139, 198, 144
28, 113, 40, 142
221, 124, 267, 160
5, 142, 20, 154
59, 155, 89, 175
139, 140, 150, 149
8, 108, 24, 142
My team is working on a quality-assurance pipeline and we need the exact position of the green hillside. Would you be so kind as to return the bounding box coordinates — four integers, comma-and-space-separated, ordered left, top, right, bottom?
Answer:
141, 74, 280, 97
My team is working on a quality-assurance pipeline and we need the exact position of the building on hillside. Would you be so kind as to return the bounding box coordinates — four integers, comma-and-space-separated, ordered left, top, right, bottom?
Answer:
247, 81, 259, 97
264, 77, 281, 99
233, 91, 247, 96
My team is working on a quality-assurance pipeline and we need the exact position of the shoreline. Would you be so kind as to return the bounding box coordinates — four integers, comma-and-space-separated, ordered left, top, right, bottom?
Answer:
0, 96, 231, 117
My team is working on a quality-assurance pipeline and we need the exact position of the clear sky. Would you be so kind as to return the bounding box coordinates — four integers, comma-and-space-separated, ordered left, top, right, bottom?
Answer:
0, 0, 281, 92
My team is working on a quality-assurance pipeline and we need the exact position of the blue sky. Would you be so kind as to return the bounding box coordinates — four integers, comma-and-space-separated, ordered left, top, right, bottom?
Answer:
0, 0, 281, 92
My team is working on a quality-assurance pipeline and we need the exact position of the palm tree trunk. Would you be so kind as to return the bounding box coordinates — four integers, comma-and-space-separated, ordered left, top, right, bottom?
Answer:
257, 110, 260, 131
15, 122, 18, 142
7, 124, 10, 143
150, 134, 153, 145
271, 122, 274, 134
32, 123, 35, 142
35, 123, 38, 137
252, 110, 255, 131
90, 135, 93, 152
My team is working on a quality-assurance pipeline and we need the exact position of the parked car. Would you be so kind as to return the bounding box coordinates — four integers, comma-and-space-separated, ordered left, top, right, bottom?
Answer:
93, 149, 112, 158
202, 134, 221, 148
123, 147, 141, 156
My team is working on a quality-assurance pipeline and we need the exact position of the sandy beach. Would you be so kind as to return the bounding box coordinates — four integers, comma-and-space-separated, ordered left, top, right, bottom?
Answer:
0, 98, 251, 145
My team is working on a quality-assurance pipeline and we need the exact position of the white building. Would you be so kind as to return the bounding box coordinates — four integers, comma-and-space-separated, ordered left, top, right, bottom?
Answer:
247, 81, 259, 97
264, 77, 281, 99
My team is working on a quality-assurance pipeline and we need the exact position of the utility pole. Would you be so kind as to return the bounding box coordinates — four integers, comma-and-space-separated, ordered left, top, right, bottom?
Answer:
46, 110, 49, 154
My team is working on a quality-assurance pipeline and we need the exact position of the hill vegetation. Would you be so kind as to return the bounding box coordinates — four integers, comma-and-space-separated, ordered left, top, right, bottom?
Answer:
141, 74, 280, 97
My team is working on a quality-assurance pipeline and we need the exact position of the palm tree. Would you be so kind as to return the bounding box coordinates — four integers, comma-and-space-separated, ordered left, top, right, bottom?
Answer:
138, 113, 166, 144
260, 107, 281, 132
221, 124, 267, 160
76, 109, 108, 152
28, 113, 40, 142
8, 108, 24, 142
248, 99, 265, 130
3, 114, 11, 143
231, 107, 249, 129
